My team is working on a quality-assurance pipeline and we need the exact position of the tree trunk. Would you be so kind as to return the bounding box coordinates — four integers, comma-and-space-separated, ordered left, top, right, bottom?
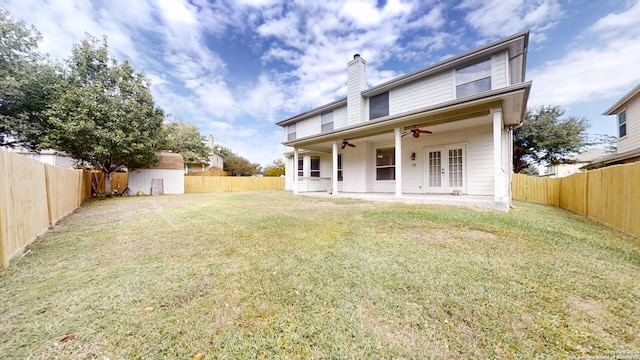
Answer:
104, 171, 113, 194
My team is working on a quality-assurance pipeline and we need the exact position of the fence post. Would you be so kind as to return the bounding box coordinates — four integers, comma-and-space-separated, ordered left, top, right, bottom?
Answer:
0, 151, 8, 268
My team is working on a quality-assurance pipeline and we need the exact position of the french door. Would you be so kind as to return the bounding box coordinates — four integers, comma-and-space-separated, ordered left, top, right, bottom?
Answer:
425, 144, 466, 194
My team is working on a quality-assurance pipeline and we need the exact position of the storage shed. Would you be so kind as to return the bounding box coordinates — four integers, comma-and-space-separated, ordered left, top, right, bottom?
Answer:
128, 152, 185, 195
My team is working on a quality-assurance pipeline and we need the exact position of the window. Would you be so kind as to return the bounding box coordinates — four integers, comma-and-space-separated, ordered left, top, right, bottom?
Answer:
376, 148, 395, 180
337, 154, 343, 181
288, 124, 296, 141
455, 58, 491, 98
321, 111, 334, 133
618, 110, 627, 138
297, 158, 303, 177
310, 156, 320, 177
369, 92, 389, 120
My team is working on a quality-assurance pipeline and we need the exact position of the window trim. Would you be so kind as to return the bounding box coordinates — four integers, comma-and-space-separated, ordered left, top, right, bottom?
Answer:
375, 147, 395, 181
369, 91, 389, 120
321, 111, 334, 133
297, 157, 303, 178
310, 156, 320, 177
337, 153, 343, 181
618, 110, 627, 138
455, 58, 492, 99
288, 123, 297, 141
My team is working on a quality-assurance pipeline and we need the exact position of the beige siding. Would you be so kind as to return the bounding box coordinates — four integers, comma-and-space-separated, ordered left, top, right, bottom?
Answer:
334, 105, 348, 130
389, 71, 453, 116
492, 51, 508, 89
618, 92, 640, 153
341, 142, 369, 192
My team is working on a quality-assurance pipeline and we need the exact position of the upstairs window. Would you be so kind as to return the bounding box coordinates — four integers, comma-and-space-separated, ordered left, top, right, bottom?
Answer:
456, 58, 491, 98
321, 111, 334, 132
310, 156, 320, 177
288, 124, 296, 141
337, 154, 343, 181
376, 147, 395, 181
369, 92, 389, 120
618, 110, 627, 138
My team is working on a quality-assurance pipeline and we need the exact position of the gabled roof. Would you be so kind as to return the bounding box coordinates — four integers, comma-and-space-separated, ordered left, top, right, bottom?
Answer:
603, 83, 640, 115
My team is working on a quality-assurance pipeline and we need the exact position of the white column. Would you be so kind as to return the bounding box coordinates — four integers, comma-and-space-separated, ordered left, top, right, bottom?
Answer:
293, 148, 299, 194
394, 127, 402, 197
332, 141, 339, 195
493, 109, 504, 202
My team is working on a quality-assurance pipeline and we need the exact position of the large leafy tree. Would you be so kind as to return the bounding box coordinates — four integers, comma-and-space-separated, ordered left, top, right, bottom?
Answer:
263, 159, 285, 177
224, 155, 262, 176
0, 9, 62, 149
48, 35, 165, 192
513, 105, 590, 174
162, 119, 212, 165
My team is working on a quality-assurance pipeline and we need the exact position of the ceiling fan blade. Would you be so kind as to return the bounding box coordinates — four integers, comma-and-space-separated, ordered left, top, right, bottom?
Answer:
417, 129, 433, 134
348, 143, 356, 147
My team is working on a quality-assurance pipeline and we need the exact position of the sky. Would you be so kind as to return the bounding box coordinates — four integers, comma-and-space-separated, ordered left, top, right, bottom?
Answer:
3, 0, 640, 166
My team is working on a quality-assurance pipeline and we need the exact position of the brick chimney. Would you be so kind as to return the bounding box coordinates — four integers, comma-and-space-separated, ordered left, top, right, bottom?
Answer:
347, 54, 367, 125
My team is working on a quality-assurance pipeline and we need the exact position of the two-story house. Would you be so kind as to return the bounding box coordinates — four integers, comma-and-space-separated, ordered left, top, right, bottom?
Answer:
587, 83, 640, 169
276, 31, 531, 211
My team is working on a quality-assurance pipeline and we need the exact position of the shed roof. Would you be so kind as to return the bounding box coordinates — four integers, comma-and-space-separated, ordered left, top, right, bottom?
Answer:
154, 152, 184, 170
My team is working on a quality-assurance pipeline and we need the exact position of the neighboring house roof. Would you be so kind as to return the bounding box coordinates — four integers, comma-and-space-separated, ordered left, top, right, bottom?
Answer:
603, 83, 640, 115
151, 152, 184, 170
573, 148, 610, 163
583, 147, 640, 170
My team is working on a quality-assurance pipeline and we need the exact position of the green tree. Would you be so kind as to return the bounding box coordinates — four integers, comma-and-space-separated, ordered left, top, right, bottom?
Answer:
212, 144, 234, 159
0, 9, 62, 149
224, 155, 262, 176
513, 105, 590, 174
263, 159, 285, 176
48, 34, 165, 192
162, 119, 212, 165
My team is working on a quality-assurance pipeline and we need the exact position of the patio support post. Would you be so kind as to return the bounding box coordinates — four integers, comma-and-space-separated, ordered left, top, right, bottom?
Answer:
332, 141, 339, 195
394, 127, 402, 197
492, 109, 504, 202
293, 147, 299, 194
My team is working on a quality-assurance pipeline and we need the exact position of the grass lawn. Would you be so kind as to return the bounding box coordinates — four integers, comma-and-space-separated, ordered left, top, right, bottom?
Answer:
1, 192, 638, 359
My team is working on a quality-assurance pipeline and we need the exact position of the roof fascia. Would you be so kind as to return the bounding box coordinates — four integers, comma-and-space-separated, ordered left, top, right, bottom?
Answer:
276, 98, 347, 126
603, 83, 640, 115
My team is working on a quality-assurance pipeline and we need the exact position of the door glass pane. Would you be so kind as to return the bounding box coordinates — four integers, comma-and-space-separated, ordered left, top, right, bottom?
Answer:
429, 151, 441, 187
448, 148, 463, 187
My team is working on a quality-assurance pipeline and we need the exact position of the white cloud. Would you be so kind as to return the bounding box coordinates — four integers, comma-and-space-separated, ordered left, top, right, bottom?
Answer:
528, 2, 640, 107
458, 0, 563, 43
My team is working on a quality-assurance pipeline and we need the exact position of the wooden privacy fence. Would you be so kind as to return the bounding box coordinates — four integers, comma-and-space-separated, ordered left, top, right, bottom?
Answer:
0, 149, 87, 267
185, 176, 285, 193
512, 162, 640, 238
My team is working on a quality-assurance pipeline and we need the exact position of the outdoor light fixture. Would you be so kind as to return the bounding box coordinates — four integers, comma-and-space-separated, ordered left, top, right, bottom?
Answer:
411, 152, 416, 161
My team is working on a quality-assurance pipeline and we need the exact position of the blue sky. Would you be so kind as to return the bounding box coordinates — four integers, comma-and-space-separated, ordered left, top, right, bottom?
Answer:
3, 0, 640, 166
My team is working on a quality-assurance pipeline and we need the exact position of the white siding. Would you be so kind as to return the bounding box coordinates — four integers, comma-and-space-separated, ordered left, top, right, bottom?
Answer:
398, 124, 494, 195
341, 142, 368, 193
618, 93, 640, 153
296, 115, 320, 138
389, 71, 453, 116
491, 51, 508, 89
128, 169, 184, 195
334, 105, 348, 130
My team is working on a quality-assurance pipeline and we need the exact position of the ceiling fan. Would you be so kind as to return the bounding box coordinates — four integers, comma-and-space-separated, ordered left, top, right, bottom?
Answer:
341, 140, 356, 149
402, 128, 433, 138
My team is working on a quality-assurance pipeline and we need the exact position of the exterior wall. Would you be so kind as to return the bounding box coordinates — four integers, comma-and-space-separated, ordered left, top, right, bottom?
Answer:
128, 169, 185, 195
333, 105, 348, 130
337, 123, 494, 195
618, 92, 640, 153
389, 71, 453, 116
296, 115, 321, 139
491, 51, 508, 89
347, 56, 367, 125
